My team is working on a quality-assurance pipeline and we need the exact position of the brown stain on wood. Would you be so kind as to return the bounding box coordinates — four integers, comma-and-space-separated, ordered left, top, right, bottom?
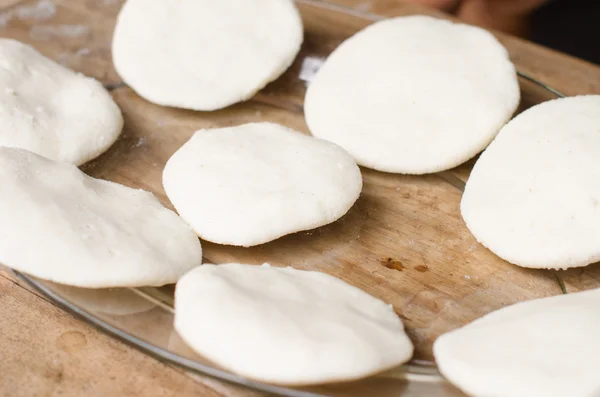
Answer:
43, 361, 64, 383
380, 257, 405, 271
415, 265, 429, 273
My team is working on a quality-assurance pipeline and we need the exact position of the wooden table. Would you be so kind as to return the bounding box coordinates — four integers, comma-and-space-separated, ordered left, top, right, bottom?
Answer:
2, 1, 600, 396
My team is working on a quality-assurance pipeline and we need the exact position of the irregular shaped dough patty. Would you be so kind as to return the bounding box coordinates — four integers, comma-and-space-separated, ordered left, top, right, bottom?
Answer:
462, 96, 600, 269
0, 39, 123, 165
305, 16, 519, 174
434, 288, 600, 397
0, 147, 202, 288
163, 122, 362, 247
175, 263, 414, 385
112, 0, 303, 110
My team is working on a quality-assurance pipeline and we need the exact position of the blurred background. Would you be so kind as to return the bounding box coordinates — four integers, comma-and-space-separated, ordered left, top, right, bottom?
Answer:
353, 0, 600, 64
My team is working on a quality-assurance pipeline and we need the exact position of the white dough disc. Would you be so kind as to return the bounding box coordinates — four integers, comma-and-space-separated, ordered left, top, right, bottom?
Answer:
434, 289, 600, 397
162, 122, 362, 247
0, 147, 202, 288
0, 39, 123, 165
112, 0, 303, 111
175, 263, 414, 385
304, 16, 520, 174
462, 95, 600, 270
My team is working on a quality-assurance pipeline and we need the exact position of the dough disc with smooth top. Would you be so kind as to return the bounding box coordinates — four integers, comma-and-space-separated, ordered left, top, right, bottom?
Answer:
462, 95, 600, 269
112, 0, 303, 111
434, 288, 600, 397
305, 16, 520, 174
175, 263, 414, 385
0, 147, 202, 288
162, 122, 362, 247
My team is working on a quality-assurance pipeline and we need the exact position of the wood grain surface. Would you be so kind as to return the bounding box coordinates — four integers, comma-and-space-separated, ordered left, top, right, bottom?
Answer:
1, 1, 599, 396
0, 269, 261, 397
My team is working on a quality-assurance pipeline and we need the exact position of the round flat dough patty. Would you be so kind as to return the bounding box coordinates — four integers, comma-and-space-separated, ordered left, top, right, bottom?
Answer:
0, 147, 202, 288
175, 263, 414, 385
305, 16, 520, 174
112, 0, 303, 111
162, 122, 362, 247
462, 96, 600, 269
0, 39, 123, 165
434, 289, 600, 397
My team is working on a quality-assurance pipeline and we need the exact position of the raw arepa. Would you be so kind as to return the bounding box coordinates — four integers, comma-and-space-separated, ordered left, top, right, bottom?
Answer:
162, 122, 362, 247
304, 15, 520, 174
0, 147, 202, 288
112, 0, 303, 110
175, 263, 414, 385
434, 288, 600, 397
462, 95, 600, 269
0, 39, 123, 165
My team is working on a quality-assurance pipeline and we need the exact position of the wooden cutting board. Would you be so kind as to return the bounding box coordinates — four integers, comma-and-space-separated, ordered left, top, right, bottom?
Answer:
1, 1, 600, 396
